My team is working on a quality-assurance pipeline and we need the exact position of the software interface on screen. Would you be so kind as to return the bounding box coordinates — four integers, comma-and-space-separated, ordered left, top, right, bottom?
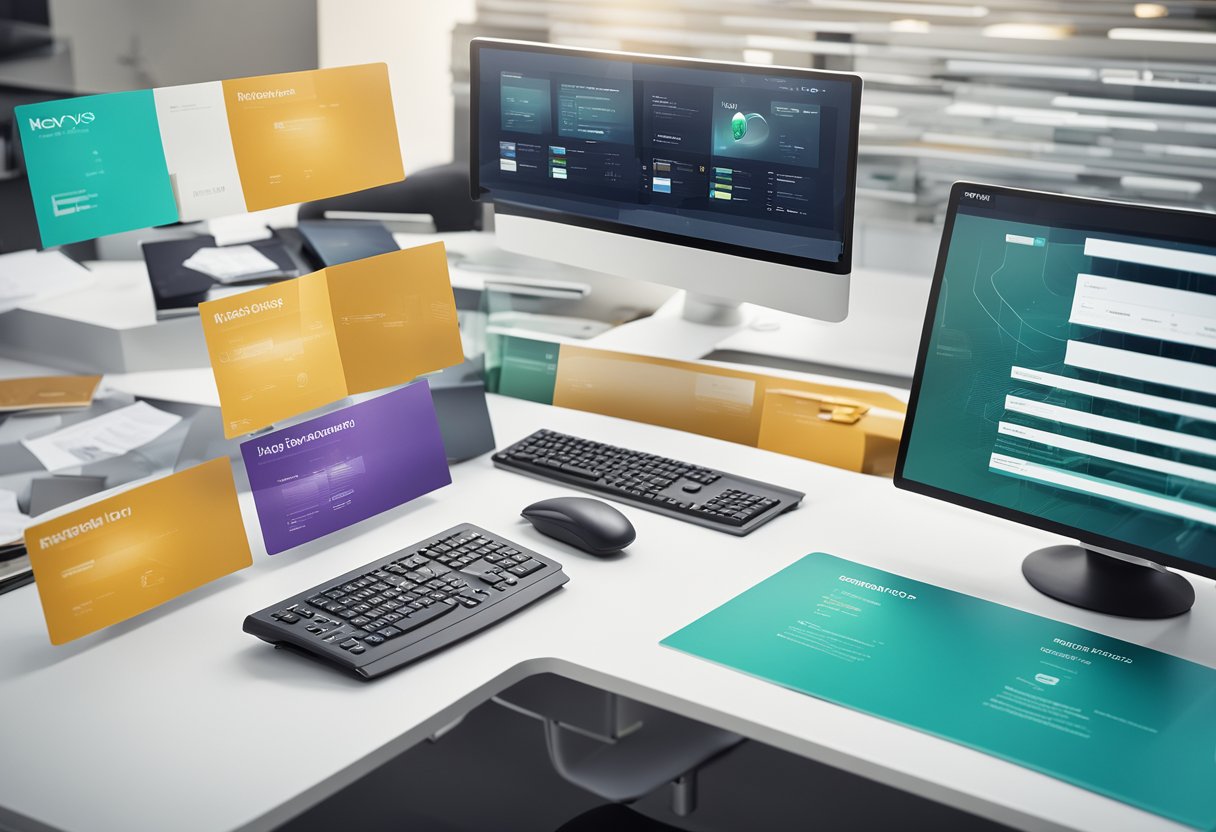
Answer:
901, 189, 1216, 571
475, 45, 857, 264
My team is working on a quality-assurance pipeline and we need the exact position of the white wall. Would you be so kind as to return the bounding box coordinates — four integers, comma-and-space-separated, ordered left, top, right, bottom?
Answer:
49, 0, 318, 92
317, 0, 474, 175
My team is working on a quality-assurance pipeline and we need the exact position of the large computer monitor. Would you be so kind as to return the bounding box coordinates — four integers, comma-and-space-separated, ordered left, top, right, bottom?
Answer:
470, 38, 861, 324
896, 182, 1216, 619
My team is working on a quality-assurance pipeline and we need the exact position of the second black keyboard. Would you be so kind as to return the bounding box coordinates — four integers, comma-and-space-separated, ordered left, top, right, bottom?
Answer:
244, 524, 568, 679
493, 429, 804, 535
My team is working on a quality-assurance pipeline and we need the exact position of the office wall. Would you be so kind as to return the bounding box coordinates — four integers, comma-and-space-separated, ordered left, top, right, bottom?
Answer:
48, 0, 318, 92
317, 0, 475, 176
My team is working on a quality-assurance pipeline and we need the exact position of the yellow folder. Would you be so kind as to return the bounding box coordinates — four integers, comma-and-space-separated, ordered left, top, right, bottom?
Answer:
0, 375, 101, 412
200, 242, 464, 438
25, 458, 252, 645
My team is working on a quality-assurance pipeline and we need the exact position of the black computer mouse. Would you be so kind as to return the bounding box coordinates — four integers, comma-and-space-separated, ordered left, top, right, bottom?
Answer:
521, 497, 636, 556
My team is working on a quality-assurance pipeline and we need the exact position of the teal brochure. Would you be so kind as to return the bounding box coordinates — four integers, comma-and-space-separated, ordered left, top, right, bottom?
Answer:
17, 90, 178, 248
662, 554, 1216, 830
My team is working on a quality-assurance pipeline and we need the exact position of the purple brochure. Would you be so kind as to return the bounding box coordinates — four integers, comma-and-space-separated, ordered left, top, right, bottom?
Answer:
241, 381, 451, 554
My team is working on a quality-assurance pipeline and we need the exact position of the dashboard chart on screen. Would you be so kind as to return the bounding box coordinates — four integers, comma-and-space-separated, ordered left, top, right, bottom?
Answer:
475, 44, 856, 266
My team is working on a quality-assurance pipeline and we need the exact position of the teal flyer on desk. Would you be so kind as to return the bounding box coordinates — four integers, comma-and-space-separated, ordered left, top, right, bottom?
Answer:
16, 91, 178, 248
662, 554, 1216, 830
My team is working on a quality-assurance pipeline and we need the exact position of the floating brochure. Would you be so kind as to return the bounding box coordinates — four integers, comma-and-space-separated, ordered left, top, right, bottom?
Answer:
662, 554, 1216, 830
17, 63, 403, 247
487, 335, 906, 474
241, 382, 450, 554
25, 458, 252, 644
0, 374, 100, 412
21, 401, 182, 471
200, 243, 463, 438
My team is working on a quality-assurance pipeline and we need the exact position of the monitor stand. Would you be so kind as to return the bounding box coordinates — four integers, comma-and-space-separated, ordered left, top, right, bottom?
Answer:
681, 292, 744, 326
1022, 544, 1195, 619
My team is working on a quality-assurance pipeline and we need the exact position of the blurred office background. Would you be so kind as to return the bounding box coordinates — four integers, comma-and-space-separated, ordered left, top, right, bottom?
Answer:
1, 0, 1214, 276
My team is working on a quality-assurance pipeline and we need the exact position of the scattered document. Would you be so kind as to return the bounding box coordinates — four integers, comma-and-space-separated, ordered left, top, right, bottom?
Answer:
183, 245, 279, 283
21, 401, 182, 471
0, 375, 101, 413
0, 250, 93, 314
0, 489, 29, 544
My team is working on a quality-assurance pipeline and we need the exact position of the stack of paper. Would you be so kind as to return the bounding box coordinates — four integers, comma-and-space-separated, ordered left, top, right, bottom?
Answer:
0, 489, 32, 593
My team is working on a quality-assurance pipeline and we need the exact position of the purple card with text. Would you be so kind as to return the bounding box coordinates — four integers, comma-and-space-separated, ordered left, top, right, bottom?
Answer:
241, 381, 451, 554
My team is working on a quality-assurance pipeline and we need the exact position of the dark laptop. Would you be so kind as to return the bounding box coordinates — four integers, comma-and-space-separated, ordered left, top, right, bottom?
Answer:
142, 235, 302, 312
297, 219, 400, 267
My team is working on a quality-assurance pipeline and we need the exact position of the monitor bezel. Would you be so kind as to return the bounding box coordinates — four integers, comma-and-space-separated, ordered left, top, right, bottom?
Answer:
469, 37, 862, 276
894, 181, 1216, 581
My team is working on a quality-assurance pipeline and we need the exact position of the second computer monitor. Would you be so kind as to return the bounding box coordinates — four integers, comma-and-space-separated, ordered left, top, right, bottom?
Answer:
470, 39, 861, 323
896, 182, 1216, 617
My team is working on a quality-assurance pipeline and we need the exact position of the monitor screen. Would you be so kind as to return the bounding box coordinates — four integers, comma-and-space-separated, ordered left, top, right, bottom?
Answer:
896, 183, 1216, 577
471, 39, 860, 273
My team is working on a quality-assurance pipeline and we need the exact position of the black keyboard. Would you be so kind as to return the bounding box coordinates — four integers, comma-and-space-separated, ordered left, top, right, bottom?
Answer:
493, 429, 804, 536
244, 524, 568, 679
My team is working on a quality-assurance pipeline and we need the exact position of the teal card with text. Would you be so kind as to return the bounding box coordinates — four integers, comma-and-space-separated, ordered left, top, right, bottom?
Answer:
662, 554, 1216, 830
17, 90, 178, 248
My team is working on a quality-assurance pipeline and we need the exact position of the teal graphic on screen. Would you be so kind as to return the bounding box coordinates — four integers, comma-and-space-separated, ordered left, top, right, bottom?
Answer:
902, 209, 1216, 570
500, 74, 551, 135
17, 90, 178, 248
663, 554, 1216, 829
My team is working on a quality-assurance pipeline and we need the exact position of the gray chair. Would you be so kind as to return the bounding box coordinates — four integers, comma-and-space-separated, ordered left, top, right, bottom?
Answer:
297, 162, 481, 232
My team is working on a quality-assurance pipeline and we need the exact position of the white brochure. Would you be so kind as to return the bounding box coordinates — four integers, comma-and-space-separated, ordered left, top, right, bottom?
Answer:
153, 81, 247, 221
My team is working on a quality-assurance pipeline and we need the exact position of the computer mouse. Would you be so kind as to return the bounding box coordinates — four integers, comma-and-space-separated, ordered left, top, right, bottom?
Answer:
521, 496, 636, 556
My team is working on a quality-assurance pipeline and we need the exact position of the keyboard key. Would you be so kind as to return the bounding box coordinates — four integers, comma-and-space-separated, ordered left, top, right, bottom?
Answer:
377, 626, 403, 639
398, 601, 456, 632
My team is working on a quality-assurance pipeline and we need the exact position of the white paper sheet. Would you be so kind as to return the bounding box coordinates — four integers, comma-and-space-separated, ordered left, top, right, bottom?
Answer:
0, 250, 94, 314
0, 489, 29, 544
183, 245, 279, 283
21, 402, 183, 472
207, 215, 274, 247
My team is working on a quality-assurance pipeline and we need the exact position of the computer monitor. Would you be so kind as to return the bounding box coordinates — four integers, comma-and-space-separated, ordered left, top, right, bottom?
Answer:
896, 182, 1216, 619
469, 38, 861, 324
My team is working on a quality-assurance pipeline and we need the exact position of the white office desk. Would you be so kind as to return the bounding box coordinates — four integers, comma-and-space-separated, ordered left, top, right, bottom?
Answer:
0, 395, 1212, 832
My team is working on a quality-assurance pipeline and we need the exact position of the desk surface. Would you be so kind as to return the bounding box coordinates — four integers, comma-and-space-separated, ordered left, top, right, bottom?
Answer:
0, 395, 1212, 832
